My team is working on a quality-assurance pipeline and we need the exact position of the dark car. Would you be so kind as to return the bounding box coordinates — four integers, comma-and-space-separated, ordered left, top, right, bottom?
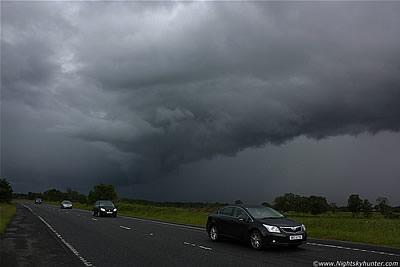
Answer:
93, 200, 117, 217
206, 205, 307, 250
61, 200, 73, 209
34, 198, 42, 204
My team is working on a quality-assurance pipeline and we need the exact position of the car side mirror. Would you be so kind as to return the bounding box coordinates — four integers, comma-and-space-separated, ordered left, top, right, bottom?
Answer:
237, 214, 247, 222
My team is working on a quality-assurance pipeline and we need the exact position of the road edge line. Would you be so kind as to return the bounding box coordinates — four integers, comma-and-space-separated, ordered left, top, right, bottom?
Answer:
18, 202, 95, 267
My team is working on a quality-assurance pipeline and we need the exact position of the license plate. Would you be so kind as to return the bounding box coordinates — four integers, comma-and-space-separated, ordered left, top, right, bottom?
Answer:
289, 235, 303, 240
107, 212, 112, 214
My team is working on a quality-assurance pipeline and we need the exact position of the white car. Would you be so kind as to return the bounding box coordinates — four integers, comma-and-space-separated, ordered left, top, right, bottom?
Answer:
61, 200, 73, 209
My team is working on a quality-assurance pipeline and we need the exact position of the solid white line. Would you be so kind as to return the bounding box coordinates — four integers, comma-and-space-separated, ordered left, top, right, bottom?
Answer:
307, 242, 400, 257
19, 203, 94, 266
24, 202, 399, 257
119, 226, 131, 230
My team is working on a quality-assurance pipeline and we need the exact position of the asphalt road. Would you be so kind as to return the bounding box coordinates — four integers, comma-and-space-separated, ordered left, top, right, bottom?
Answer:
2, 201, 399, 267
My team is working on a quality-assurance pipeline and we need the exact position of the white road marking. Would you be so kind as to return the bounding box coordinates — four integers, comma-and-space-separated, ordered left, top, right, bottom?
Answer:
307, 242, 400, 257
23, 202, 400, 258
119, 226, 131, 230
19, 203, 94, 267
198, 245, 212, 251
119, 215, 205, 232
91, 218, 98, 221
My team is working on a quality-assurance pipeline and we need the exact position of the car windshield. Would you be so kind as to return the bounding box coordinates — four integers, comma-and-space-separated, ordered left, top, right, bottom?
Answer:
99, 201, 114, 207
63, 201, 71, 204
246, 207, 284, 219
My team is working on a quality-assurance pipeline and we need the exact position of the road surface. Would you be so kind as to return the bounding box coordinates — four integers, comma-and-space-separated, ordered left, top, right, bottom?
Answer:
1, 201, 399, 267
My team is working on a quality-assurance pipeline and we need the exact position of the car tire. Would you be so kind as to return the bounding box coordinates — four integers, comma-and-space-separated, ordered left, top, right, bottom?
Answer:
92, 210, 95, 216
209, 225, 220, 241
250, 230, 264, 250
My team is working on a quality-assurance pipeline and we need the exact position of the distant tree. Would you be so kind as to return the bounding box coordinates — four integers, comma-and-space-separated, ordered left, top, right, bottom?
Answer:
308, 196, 329, 215
235, 200, 243, 204
376, 197, 393, 218
78, 193, 87, 204
0, 178, 13, 203
261, 202, 271, 207
27, 192, 43, 200
43, 189, 65, 202
65, 187, 80, 201
347, 194, 362, 217
330, 202, 338, 214
362, 199, 372, 218
88, 184, 118, 204
274, 193, 300, 212
298, 196, 310, 213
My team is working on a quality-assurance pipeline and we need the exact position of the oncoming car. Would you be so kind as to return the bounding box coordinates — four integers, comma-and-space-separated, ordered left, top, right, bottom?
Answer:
61, 200, 73, 209
206, 205, 307, 250
93, 200, 117, 217
34, 198, 42, 204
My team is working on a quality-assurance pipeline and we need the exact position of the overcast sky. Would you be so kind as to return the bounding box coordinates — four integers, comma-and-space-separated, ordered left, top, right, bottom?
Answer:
2, 1, 400, 205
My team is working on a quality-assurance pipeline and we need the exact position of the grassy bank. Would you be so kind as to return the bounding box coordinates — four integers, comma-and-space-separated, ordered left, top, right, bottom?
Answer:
0, 203, 16, 236
19, 199, 400, 247
289, 212, 400, 247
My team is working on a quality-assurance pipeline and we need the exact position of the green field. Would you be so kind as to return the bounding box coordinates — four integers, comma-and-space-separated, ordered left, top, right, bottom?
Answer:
0, 203, 16, 236
21, 200, 400, 247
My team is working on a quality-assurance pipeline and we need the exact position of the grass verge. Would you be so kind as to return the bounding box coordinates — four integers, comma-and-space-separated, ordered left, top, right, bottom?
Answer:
19, 200, 400, 247
0, 203, 16, 236
289, 213, 400, 247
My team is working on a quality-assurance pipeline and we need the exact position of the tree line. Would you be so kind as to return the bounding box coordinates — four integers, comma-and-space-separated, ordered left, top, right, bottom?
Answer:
253, 192, 399, 218
13, 183, 118, 205
1, 178, 399, 217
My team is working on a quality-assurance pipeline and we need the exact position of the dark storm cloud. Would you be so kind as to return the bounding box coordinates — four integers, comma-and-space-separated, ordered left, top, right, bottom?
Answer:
2, 2, 400, 189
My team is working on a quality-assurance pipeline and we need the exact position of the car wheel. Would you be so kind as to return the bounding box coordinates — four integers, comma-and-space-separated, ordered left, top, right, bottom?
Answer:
209, 225, 220, 241
93, 210, 95, 216
250, 230, 263, 250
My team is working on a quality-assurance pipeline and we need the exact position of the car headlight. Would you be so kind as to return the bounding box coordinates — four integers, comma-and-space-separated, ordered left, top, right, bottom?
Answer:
100, 208, 105, 211
263, 224, 281, 233
302, 224, 306, 231
113, 208, 117, 212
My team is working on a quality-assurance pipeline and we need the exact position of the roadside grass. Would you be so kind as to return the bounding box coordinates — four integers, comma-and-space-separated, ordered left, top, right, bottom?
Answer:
286, 212, 400, 247
0, 203, 16, 236
18, 200, 400, 247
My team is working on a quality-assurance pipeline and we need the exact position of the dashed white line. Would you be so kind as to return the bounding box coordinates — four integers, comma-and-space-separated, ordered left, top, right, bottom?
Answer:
307, 242, 400, 257
198, 245, 212, 251
183, 241, 196, 247
22, 202, 400, 258
19, 203, 94, 267
119, 215, 205, 232
119, 226, 131, 230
